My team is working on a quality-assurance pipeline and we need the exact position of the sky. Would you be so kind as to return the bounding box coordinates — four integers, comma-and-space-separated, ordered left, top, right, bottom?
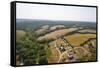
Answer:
16, 3, 96, 22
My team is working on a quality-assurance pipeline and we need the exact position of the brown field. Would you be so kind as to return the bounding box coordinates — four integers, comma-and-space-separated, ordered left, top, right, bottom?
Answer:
64, 33, 96, 47
35, 28, 48, 34
50, 25, 65, 30
45, 45, 60, 63
37, 28, 78, 41
78, 29, 96, 33
16, 30, 26, 40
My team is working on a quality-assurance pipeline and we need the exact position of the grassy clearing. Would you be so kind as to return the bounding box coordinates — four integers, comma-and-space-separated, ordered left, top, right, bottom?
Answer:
64, 33, 96, 47
16, 30, 26, 40
78, 29, 96, 33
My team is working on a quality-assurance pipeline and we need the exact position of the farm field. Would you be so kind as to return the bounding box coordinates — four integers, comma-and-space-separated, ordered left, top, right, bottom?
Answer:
78, 29, 96, 33
64, 33, 96, 47
37, 28, 78, 41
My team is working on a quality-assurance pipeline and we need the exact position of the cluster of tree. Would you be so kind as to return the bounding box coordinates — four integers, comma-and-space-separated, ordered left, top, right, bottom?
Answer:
16, 30, 48, 65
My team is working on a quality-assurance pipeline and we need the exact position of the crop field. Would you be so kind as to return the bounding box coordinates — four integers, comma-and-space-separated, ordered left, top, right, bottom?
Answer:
16, 30, 26, 40
64, 33, 96, 47
78, 29, 96, 33
37, 28, 78, 41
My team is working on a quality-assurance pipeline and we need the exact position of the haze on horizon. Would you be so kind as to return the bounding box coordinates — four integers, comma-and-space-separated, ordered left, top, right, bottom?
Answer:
16, 3, 96, 22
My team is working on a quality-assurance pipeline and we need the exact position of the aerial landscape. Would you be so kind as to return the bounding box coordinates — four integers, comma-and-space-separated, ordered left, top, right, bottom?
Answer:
16, 19, 97, 65
16, 3, 97, 65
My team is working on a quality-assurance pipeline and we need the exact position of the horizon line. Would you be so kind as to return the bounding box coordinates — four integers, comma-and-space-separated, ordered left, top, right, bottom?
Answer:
16, 18, 96, 23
